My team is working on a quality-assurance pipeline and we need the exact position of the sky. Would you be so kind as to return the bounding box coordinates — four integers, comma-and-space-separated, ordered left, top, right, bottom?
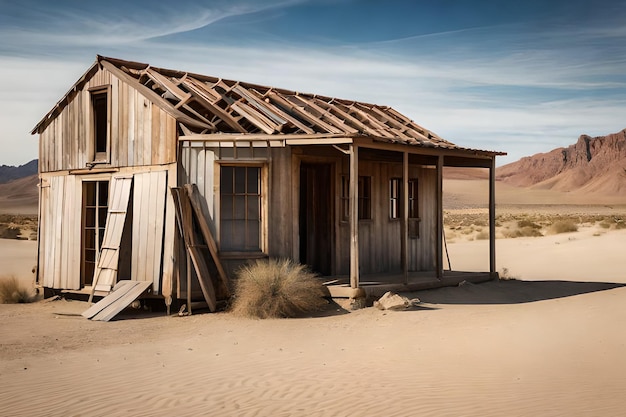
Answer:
1, 0, 625, 166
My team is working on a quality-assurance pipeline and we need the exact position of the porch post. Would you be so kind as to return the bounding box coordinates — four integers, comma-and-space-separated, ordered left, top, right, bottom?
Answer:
349, 144, 359, 289
402, 151, 409, 284
436, 155, 444, 279
489, 156, 497, 276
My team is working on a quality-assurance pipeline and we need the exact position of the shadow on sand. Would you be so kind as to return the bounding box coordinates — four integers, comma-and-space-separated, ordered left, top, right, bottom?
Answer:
409, 279, 626, 305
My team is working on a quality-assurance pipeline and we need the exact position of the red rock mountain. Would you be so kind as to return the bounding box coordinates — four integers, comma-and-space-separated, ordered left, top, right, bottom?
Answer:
496, 129, 626, 195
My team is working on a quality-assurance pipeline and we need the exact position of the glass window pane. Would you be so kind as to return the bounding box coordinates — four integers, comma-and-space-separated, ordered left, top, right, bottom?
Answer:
246, 220, 260, 250
221, 167, 234, 193
85, 184, 95, 206
234, 167, 246, 194
85, 208, 95, 227
234, 196, 246, 219
221, 195, 233, 220
246, 167, 259, 193
98, 181, 109, 205
247, 196, 259, 220
221, 220, 234, 250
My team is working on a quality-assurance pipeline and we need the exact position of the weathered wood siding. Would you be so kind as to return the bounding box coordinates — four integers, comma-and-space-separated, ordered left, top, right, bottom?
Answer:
180, 142, 438, 278
336, 162, 437, 276
39, 66, 177, 173
39, 174, 82, 290
132, 170, 168, 292
38, 166, 175, 292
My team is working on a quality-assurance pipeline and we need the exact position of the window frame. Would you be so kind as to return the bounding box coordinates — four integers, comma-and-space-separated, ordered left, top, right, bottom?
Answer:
339, 174, 373, 221
89, 85, 112, 164
408, 178, 420, 238
218, 163, 267, 254
389, 177, 401, 220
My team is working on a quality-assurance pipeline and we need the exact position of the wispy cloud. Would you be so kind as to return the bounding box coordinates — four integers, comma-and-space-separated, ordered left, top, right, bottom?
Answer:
1, 0, 625, 165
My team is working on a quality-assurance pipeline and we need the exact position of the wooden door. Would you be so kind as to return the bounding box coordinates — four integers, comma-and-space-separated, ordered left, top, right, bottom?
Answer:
299, 163, 333, 275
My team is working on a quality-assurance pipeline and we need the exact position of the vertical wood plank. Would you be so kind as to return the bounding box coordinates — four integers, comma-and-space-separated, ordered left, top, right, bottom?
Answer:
349, 144, 359, 289
489, 157, 497, 275
402, 152, 409, 283
161, 163, 177, 299
436, 156, 443, 278
127, 85, 135, 166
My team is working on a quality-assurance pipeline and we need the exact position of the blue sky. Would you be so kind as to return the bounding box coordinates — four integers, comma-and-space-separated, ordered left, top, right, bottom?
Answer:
1, 0, 625, 166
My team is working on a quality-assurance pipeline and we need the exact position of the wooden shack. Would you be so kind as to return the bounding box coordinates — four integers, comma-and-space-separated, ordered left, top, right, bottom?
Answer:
31, 55, 504, 309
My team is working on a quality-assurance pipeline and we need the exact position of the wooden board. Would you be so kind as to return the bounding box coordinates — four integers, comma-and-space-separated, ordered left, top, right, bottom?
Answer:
184, 184, 230, 298
91, 176, 132, 293
171, 186, 218, 312
82, 280, 152, 321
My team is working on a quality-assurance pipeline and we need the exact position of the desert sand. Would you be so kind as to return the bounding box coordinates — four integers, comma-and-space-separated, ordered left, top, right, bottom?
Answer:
2, 180, 626, 417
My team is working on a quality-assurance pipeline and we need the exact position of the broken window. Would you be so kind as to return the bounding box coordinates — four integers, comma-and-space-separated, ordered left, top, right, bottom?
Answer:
358, 176, 372, 220
90, 86, 110, 162
220, 166, 262, 252
408, 179, 419, 238
389, 178, 401, 219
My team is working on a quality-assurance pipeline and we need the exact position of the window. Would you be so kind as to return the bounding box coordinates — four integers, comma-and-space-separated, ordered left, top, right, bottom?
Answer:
90, 87, 110, 162
408, 179, 419, 238
220, 166, 262, 252
389, 178, 401, 219
358, 176, 371, 220
340, 175, 372, 221
340, 175, 349, 222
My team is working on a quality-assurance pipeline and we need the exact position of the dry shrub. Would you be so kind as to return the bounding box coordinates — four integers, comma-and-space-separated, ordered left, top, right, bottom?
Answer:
475, 230, 490, 240
231, 259, 327, 319
550, 220, 578, 234
502, 226, 543, 238
517, 219, 541, 230
0, 276, 37, 304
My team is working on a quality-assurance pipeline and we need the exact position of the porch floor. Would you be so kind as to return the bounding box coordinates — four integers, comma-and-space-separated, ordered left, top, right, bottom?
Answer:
322, 270, 496, 299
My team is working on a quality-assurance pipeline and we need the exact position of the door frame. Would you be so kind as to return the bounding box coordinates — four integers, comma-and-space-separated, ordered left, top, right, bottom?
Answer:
297, 160, 336, 276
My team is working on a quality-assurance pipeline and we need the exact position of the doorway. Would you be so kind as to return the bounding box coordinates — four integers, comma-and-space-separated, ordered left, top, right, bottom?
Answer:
81, 180, 109, 286
299, 163, 333, 275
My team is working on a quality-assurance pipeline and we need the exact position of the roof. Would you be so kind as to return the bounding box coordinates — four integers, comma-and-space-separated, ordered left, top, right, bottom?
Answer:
32, 55, 504, 156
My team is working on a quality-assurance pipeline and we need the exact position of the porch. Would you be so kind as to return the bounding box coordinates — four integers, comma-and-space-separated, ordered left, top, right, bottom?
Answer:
323, 270, 496, 299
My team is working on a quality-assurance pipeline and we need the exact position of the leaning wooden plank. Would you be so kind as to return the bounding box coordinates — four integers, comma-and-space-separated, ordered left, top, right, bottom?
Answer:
82, 280, 137, 319
184, 184, 230, 299
90, 281, 153, 322
88, 176, 132, 303
180, 190, 217, 312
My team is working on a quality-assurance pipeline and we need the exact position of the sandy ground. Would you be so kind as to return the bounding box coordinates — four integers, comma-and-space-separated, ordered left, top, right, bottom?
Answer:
1, 224, 626, 417
2, 177, 626, 417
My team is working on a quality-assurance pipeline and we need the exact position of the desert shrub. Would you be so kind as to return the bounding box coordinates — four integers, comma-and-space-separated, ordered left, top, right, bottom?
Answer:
550, 220, 578, 234
517, 219, 541, 229
230, 259, 327, 319
0, 276, 37, 304
615, 220, 626, 230
475, 230, 490, 240
599, 220, 612, 229
502, 226, 543, 238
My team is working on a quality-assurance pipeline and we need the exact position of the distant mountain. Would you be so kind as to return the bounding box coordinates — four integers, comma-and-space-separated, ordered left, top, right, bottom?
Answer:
0, 159, 38, 184
0, 174, 38, 214
497, 129, 626, 195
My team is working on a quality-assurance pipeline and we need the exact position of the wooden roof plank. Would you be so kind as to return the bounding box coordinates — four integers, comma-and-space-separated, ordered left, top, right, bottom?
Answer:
179, 78, 248, 133
267, 92, 341, 134
231, 85, 288, 126
291, 95, 358, 134
230, 102, 277, 134
259, 92, 316, 134
99, 60, 214, 131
